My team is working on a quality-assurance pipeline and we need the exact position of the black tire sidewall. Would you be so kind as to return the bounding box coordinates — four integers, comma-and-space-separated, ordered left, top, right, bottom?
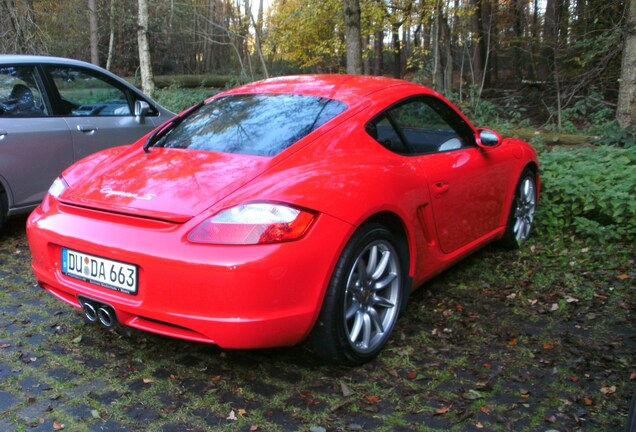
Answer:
499, 167, 536, 250
308, 223, 405, 365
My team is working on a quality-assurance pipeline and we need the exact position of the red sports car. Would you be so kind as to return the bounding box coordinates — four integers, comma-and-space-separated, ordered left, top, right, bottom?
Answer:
27, 75, 539, 365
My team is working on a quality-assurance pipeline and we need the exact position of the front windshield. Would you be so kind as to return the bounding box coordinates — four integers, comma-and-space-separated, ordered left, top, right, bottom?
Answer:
157, 94, 347, 156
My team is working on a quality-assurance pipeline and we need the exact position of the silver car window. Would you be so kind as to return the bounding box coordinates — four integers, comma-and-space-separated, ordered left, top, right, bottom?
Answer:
0, 66, 48, 117
48, 66, 132, 117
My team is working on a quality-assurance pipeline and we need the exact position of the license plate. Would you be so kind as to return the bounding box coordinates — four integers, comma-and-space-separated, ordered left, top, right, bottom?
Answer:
61, 248, 137, 294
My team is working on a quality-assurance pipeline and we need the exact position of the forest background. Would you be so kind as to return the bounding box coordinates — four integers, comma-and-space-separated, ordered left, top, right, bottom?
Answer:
2, 0, 636, 135
0, 2, 634, 430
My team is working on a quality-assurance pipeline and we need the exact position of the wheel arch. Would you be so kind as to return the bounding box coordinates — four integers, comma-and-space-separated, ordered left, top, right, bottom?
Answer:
0, 178, 9, 222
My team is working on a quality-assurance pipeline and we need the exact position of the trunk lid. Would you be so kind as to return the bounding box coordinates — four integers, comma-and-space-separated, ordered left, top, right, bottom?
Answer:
60, 148, 271, 223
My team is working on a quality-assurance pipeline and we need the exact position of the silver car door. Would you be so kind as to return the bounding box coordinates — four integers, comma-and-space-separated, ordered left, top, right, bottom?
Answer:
45, 65, 160, 161
0, 65, 73, 211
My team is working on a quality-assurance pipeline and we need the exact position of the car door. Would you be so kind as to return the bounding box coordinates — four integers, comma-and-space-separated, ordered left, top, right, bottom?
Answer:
43, 65, 161, 161
370, 96, 514, 254
0, 64, 74, 209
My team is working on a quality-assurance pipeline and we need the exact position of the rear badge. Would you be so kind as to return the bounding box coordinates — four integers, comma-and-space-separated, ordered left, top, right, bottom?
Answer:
100, 187, 155, 200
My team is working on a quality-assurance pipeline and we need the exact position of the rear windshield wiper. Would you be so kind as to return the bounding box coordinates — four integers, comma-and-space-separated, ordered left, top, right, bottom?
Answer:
143, 101, 205, 153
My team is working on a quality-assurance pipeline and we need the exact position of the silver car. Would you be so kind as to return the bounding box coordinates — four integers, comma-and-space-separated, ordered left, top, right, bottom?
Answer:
0, 55, 173, 229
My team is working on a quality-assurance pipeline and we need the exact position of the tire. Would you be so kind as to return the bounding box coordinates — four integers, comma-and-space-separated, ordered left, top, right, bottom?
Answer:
627, 385, 636, 432
499, 167, 537, 250
0, 191, 6, 232
307, 223, 406, 365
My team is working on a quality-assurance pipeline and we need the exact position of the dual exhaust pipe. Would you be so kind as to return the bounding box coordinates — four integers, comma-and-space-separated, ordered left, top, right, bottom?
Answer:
78, 296, 117, 328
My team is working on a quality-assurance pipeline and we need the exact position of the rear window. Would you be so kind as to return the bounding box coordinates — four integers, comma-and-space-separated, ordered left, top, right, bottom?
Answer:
157, 94, 347, 156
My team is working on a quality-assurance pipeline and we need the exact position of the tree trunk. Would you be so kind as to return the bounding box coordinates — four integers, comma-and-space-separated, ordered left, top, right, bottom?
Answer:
137, 0, 155, 95
106, 0, 116, 70
373, 28, 383, 75
88, 0, 99, 65
392, 22, 402, 78
432, 0, 443, 89
470, 0, 484, 87
511, 0, 525, 81
344, 0, 363, 74
617, 0, 636, 128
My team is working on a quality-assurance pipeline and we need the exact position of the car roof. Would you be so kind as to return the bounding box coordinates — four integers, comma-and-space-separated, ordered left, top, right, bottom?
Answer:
221, 74, 436, 106
0, 54, 97, 68
0, 55, 133, 87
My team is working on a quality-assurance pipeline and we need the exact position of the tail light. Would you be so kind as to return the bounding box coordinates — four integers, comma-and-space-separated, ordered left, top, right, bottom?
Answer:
188, 203, 317, 245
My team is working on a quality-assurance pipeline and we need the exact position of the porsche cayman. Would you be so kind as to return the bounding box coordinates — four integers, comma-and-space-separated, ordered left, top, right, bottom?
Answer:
27, 75, 539, 365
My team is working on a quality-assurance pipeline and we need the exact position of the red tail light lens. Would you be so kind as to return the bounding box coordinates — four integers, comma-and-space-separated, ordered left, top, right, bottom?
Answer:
188, 203, 317, 245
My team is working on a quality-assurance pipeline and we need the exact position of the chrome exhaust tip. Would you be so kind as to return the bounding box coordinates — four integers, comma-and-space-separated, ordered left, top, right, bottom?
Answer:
81, 301, 98, 323
97, 306, 115, 328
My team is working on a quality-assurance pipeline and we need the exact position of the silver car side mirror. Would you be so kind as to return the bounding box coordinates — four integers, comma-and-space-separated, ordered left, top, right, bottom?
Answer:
134, 100, 150, 123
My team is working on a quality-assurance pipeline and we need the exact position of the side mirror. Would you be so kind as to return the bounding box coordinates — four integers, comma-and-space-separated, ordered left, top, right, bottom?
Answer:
477, 129, 502, 148
134, 100, 150, 123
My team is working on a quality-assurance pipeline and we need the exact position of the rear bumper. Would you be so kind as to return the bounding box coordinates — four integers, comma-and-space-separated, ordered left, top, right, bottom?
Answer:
27, 203, 353, 348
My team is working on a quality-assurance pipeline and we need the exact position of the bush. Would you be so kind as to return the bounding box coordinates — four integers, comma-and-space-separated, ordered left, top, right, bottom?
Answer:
153, 86, 220, 113
536, 144, 636, 242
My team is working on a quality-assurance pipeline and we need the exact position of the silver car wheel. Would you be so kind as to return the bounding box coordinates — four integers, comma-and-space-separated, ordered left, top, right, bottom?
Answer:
513, 176, 536, 243
343, 240, 401, 354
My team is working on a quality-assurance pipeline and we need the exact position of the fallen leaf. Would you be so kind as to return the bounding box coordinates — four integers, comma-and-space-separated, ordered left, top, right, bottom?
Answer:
593, 293, 608, 299
565, 296, 579, 303
1, 344, 10, 349
407, 371, 418, 380
365, 395, 381, 404
617, 273, 628, 281
142, 378, 154, 384
227, 410, 237, 421
434, 406, 450, 415
581, 247, 590, 253
212, 375, 222, 382
544, 414, 557, 423
483, 363, 492, 369
543, 343, 555, 350
601, 385, 616, 395
528, 299, 538, 305
169, 374, 178, 380
480, 406, 490, 413
475, 422, 484, 429
630, 371, 636, 380
462, 389, 483, 400
583, 397, 593, 406
569, 376, 579, 382
550, 303, 559, 311
506, 293, 517, 299
341, 383, 354, 397
90, 409, 101, 418
72, 336, 82, 344
508, 339, 518, 346
27, 397, 36, 404
238, 409, 247, 417
249, 426, 259, 431
53, 422, 64, 430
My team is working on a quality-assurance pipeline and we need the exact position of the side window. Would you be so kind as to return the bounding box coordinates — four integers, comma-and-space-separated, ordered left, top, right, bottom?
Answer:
367, 96, 475, 155
47, 66, 132, 117
0, 66, 47, 117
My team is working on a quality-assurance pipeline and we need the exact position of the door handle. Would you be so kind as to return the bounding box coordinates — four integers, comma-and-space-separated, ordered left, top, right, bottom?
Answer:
433, 181, 450, 198
77, 125, 97, 134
